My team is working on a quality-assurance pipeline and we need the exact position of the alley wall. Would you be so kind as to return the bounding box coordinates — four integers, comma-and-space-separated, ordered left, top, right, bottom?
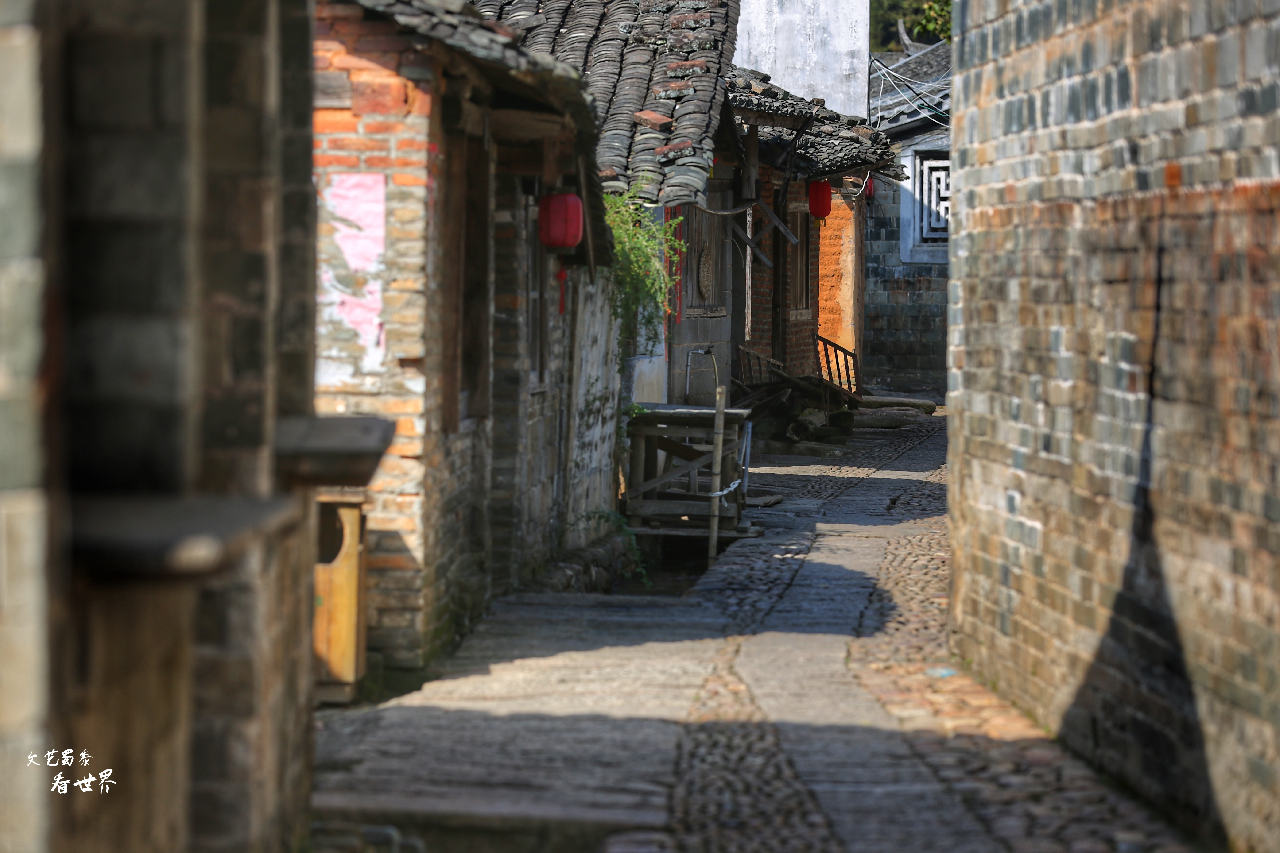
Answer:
949, 1, 1280, 848
741, 171, 822, 377
312, 0, 619, 668
865, 167, 948, 395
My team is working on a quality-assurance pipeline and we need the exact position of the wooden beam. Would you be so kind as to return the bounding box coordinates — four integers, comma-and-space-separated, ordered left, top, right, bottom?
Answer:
730, 219, 773, 269
542, 137, 560, 186
754, 197, 798, 245
733, 109, 811, 130
490, 109, 573, 141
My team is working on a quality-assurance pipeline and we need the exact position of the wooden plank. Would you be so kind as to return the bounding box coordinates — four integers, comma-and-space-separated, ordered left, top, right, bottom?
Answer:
629, 432, 646, 498
314, 505, 366, 686
625, 499, 738, 517
315, 71, 352, 108
490, 108, 573, 140
730, 218, 773, 268
654, 435, 703, 462
630, 425, 719, 438
622, 439, 742, 498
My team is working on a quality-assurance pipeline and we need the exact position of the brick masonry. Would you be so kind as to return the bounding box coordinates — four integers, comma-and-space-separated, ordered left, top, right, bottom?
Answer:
865, 167, 948, 395
313, 1, 620, 669
949, 1, 1280, 848
742, 172, 824, 377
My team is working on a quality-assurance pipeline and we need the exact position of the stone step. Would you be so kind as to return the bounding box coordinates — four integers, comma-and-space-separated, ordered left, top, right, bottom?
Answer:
312, 793, 666, 853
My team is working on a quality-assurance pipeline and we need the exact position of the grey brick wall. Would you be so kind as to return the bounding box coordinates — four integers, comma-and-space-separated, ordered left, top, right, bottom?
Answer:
949, 1, 1280, 848
864, 168, 948, 394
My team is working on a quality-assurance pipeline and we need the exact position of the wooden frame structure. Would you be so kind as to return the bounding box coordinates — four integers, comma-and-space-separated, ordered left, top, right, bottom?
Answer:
623, 404, 752, 535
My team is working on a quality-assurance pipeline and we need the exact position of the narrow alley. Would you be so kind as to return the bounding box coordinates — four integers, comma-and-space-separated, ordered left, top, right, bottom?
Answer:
311, 413, 1191, 853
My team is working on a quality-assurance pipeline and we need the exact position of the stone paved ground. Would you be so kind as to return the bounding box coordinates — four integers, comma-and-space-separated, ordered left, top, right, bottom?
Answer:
312, 412, 1196, 853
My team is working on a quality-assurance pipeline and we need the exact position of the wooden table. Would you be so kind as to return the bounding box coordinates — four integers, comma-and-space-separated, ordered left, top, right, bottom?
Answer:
623, 404, 753, 534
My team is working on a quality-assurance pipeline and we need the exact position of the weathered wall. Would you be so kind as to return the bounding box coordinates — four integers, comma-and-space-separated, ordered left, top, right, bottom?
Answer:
0, 9, 48, 852
864, 164, 948, 394
563, 270, 621, 551
741, 174, 823, 377
312, 1, 619, 667
313, 4, 443, 668
816, 186, 863, 354
192, 3, 319, 850
3, 1, 320, 851
949, 2, 1280, 848
733, 0, 869, 118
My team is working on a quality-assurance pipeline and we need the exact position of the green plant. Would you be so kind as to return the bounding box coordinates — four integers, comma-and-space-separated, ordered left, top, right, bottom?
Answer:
603, 184, 682, 352
571, 509, 651, 588
912, 0, 950, 40
870, 0, 947, 50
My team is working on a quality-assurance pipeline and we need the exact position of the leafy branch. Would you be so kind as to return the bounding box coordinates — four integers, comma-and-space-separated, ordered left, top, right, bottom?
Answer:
913, 1, 950, 40
602, 185, 682, 354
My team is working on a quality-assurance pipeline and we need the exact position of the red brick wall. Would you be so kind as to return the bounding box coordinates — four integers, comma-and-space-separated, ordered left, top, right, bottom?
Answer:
313, 3, 447, 668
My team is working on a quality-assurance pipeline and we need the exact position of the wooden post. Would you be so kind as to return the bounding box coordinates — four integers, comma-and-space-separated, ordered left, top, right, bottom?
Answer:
707, 385, 726, 566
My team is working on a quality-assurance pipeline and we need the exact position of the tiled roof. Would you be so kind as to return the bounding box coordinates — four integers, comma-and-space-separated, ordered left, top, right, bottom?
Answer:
351, 0, 612, 263
868, 40, 951, 137
353, 0, 598, 134
724, 65, 903, 182
470, 0, 742, 206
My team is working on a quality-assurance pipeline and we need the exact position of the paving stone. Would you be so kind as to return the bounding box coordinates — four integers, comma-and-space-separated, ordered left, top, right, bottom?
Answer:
312, 410, 1190, 853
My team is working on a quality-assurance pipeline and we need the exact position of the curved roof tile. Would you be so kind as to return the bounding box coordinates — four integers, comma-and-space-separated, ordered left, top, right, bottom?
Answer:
472, 0, 742, 206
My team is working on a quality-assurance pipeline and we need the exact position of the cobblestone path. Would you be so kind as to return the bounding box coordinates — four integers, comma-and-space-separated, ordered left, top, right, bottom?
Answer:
312, 414, 1193, 853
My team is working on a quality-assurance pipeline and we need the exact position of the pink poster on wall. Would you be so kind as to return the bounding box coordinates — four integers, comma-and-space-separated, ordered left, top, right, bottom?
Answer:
327, 173, 386, 273
322, 173, 387, 374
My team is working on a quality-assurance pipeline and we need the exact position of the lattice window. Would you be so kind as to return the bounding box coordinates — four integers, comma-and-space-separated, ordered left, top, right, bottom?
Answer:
915, 155, 950, 244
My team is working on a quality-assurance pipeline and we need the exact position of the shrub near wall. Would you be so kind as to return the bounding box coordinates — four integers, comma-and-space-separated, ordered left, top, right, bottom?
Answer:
949, 2, 1280, 849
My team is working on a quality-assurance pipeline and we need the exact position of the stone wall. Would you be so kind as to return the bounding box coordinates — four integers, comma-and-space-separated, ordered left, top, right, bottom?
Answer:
949, 1, 1280, 848
864, 154, 948, 395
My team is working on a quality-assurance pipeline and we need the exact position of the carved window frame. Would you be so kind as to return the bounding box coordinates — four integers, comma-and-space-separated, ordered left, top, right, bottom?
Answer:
899, 147, 951, 265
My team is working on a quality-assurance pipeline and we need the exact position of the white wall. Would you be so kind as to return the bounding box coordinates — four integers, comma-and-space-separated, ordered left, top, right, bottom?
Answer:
734, 0, 869, 119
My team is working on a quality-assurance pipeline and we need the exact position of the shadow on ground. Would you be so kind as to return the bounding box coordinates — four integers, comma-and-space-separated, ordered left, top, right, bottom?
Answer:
313, 705, 1195, 853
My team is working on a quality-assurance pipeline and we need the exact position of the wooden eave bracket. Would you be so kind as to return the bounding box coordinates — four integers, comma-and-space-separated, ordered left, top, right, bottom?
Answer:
489, 108, 575, 141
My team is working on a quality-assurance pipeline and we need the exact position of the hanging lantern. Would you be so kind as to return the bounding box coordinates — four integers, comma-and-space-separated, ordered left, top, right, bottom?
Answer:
538, 193, 584, 250
864, 175, 875, 198
808, 180, 832, 224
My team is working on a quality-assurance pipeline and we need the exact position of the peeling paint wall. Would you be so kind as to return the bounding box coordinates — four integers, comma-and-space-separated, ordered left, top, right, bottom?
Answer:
734, 0, 870, 118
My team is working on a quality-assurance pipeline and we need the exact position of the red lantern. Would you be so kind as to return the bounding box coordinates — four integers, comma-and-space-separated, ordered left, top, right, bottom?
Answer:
808, 180, 832, 223
538, 193, 584, 249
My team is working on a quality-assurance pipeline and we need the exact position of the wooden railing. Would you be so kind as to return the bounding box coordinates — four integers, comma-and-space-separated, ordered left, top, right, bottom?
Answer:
736, 345, 785, 386
811, 333, 863, 403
